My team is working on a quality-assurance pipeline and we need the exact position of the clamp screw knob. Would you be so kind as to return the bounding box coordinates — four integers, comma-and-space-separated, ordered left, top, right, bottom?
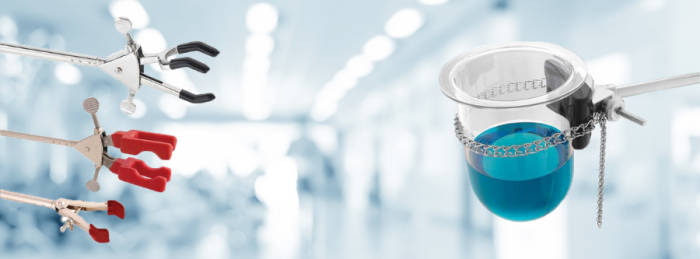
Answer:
120, 92, 137, 115
115, 17, 135, 47
114, 17, 132, 34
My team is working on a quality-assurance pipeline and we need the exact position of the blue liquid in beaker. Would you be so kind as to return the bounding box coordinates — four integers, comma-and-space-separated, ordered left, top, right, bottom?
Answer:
467, 122, 573, 221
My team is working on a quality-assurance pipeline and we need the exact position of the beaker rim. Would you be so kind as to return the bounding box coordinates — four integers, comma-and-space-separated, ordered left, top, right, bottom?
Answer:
439, 42, 588, 109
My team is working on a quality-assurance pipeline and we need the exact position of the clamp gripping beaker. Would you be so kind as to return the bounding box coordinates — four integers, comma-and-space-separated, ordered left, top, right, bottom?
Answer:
440, 41, 700, 225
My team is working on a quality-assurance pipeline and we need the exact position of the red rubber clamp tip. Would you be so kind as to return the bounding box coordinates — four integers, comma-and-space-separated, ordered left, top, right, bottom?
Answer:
107, 200, 125, 219
89, 224, 110, 243
109, 158, 170, 192
111, 130, 177, 160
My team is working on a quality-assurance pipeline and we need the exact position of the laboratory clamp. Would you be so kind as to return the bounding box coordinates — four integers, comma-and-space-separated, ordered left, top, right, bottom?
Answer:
0, 16, 214, 243
0, 17, 221, 115
440, 42, 700, 228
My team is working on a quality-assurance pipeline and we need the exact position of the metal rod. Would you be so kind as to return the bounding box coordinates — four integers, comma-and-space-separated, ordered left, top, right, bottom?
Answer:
615, 107, 647, 126
0, 43, 105, 67
140, 74, 181, 97
91, 114, 101, 130
0, 130, 78, 147
0, 190, 54, 209
616, 72, 700, 97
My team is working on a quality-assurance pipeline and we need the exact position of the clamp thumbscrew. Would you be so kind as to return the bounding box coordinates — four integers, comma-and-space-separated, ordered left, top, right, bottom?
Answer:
115, 17, 135, 48
120, 91, 137, 115
603, 96, 647, 126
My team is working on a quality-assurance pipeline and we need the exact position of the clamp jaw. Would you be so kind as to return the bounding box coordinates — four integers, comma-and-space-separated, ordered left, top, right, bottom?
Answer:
99, 17, 219, 114
591, 72, 700, 126
102, 18, 219, 113
0, 17, 220, 115
80, 97, 176, 193
0, 190, 125, 243
0, 97, 177, 193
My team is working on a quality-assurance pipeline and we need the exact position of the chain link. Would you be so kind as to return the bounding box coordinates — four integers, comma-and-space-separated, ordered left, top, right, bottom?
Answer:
597, 115, 607, 228
476, 78, 547, 100
454, 78, 609, 228
454, 112, 602, 158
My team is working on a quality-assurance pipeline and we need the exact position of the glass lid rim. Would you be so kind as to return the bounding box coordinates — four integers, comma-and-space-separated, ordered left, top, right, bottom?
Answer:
439, 41, 589, 109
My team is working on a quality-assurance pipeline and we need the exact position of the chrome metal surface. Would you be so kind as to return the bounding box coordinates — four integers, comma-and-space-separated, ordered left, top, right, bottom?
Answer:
2, 16, 216, 115
59, 218, 72, 233
476, 78, 547, 100
64, 200, 108, 212
103, 135, 114, 147
86, 167, 101, 192
615, 72, 700, 98
73, 134, 104, 167
453, 77, 601, 157
99, 49, 141, 92
120, 91, 137, 114
102, 154, 115, 169
60, 207, 81, 233
597, 116, 607, 229
140, 54, 160, 65
57, 208, 90, 232
615, 107, 647, 126
115, 17, 136, 49
140, 47, 179, 71
83, 97, 100, 114
0, 190, 54, 209
114, 17, 132, 34
141, 74, 182, 96
591, 84, 615, 107
602, 96, 625, 122
1, 98, 111, 190
83, 97, 102, 134
0, 43, 105, 67
156, 47, 179, 70
454, 113, 601, 157
1, 191, 110, 234
0, 130, 77, 147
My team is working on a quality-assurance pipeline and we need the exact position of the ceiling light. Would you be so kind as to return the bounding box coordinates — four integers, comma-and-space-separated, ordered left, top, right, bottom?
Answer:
345, 55, 374, 78
158, 95, 187, 119
385, 8, 424, 38
363, 35, 395, 61
0, 16, 18, 40
310, 100, 338, 122
418, 0, 449, 5
134, 28, 166, 53
246, 3, 279, 33
245, 34, 275, 56
54, 63, 82, 85
243, 56, 272, 73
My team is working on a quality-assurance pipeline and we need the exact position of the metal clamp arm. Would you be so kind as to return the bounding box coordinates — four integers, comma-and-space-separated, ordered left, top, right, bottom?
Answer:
615, 72, 700, 97
65, 200, 109, 212
0, 189, 54, 209
0, 43, 105, 67
141, 41, 218, 74
140, 73, 216, 103
0, 130, 78, 147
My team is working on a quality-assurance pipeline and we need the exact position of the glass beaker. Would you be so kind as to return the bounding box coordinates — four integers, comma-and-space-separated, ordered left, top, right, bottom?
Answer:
439, 42, 594, 221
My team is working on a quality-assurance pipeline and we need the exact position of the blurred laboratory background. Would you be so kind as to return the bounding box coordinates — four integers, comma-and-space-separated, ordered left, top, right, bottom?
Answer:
0, 0, 699, 258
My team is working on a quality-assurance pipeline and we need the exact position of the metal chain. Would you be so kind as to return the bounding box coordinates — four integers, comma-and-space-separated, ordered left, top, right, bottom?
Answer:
597, 116, 607, 229
454, 78, 609, 228
454, 113, 602, 158
477, 78, 547, 100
